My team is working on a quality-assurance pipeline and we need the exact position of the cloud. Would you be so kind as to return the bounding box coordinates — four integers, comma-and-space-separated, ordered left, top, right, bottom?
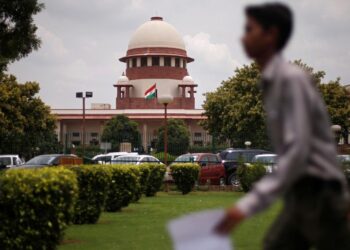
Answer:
184, 32, 240, 72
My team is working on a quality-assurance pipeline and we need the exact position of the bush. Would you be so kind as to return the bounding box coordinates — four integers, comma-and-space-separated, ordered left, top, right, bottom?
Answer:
0, 167, 78, 250
67, 165, 112, 224
139, 163, 167, 196
105, 165, 139, 212
171, 163, 200, 195
341, 161, 350, 185
128, 166, 142, 202
236, 163, 266, 192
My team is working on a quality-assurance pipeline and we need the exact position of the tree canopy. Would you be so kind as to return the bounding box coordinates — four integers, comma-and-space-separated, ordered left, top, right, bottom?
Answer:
0, 0, 44, 73
201, 60, 350, 149
101, 115, 141, 151
0, 74, 60, 159
156, 119, 190, 156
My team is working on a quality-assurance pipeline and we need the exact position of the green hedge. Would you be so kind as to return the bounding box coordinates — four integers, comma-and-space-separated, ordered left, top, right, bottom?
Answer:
237, 163, 266, 192
0, 167, 78, 250
139, 163, 166, 196
67, 165, 111, 224
171, 163, 200, 195
128, 166, 142, 202
105, 165, 139, 212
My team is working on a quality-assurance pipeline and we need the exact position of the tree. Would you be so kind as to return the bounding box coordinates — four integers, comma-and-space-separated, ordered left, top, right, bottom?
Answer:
101, 115, 141, 151
318, 79, 350, 143
202, 60, 350, 149
156, 119, 190, 156
0, 0, 44, 73
0, 74, 60, 159
201, 63, 269, 149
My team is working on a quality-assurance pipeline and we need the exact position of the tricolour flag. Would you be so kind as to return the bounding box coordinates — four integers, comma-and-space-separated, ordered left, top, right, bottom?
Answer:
144, 83, 157, 100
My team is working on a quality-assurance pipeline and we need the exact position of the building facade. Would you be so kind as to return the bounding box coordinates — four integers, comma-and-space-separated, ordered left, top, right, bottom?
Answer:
53, 16, 210, 151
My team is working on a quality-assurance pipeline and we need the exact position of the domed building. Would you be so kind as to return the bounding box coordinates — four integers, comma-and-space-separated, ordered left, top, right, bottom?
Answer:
53, 17, 208, 151
115, 16, 197, 109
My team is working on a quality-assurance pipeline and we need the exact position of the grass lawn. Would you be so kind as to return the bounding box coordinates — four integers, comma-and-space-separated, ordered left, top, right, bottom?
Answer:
59, 191, 280, 250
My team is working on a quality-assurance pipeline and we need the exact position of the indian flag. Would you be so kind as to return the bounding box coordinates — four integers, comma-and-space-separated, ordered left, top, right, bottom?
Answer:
144, 83, 157, 100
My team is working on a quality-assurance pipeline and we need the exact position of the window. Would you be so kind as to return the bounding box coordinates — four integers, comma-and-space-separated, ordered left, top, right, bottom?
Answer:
183, 60, 187, 68
132, 58, 137, 67
141, 57, 147, 67
209, 155, 219, 164
91, 132, 98, 137
152, 56, 160, 66
72, 132, 80, 137
164, 57, 171, 66
175, 57, 180, 67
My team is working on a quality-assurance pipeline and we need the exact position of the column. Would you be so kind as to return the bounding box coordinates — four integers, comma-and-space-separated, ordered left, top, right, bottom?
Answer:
142, 123, 148, 151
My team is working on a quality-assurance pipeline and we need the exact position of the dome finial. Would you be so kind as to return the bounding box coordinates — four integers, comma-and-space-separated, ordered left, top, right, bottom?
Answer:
151, 16, 163, 21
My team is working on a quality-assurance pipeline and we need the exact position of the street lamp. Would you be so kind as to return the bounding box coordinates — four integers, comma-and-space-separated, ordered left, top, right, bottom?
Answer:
76, 91, 93, 156
158, 95, 173, 166
244, 141, 252, 149
331, 124, 341, 144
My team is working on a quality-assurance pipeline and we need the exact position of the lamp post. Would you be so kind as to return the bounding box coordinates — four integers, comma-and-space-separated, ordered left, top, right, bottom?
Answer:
244, 141, 252, 149
76, 91, 93, 156
158, 95, 173, 166
331, 124, 341, 145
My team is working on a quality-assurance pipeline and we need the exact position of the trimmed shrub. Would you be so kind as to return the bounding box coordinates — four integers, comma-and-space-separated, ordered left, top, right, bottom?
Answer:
171, 163, 200, 195
128, 166, 142, 202
67, 165, 112, 224
237, 163, 266, 192
105, 165, 139, 212
0, 167, 78, 250
139, 163, 167, 196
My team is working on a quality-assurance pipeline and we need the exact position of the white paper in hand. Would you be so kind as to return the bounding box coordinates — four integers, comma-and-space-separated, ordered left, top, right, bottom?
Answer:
167, 209, 233, 250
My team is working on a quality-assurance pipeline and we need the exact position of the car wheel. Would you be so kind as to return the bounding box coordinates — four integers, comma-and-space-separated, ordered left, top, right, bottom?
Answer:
228, 173, 240, 187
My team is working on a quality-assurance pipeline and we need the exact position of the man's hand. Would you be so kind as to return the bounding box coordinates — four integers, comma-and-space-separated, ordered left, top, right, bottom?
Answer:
215, 206, 246, 235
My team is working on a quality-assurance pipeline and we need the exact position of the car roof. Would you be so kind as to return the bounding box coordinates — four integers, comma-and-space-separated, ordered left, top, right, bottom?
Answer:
0, 155, 19, 157
222, 149, 270, 153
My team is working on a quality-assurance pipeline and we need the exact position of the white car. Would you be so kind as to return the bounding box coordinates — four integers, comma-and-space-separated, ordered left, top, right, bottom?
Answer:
112, 155, 161, 165
251, 154, 277, 173
93, 152, 139, 164
0, 155, 23, 168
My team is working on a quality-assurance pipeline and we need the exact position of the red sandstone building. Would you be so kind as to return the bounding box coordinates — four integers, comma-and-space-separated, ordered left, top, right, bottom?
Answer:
53, 17, 208, 150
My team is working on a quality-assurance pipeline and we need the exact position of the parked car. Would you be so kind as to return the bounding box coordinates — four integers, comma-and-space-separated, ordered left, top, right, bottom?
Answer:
106, 152, 138, 161
112, 154, 161, 165
251, 154, 278, 173
337, 154, 350, 164
173, 153, 226, 185
0, 155, 23, 169
21, 154, 83, 168
92, 154, 112, 164
219, 148, 271, 185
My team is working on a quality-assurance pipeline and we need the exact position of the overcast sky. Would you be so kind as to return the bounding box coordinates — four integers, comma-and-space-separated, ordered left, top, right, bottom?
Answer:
7, 0, 350, 109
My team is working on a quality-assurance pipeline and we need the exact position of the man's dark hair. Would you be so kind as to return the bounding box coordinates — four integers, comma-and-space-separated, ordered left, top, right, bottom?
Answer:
245, 2, 293, 51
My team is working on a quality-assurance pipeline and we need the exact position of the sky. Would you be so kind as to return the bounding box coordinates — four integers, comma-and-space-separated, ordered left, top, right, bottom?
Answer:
8, 0, 350, 109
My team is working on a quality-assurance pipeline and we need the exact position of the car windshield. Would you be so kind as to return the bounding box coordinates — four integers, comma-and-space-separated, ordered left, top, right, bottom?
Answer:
25, 155, 57, 165
174, 155, 198, 162
252, 155, 276, 164
0, 157, 11, 166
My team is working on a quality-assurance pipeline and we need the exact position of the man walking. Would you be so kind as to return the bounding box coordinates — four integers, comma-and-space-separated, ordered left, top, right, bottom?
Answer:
215, 3, 350, 249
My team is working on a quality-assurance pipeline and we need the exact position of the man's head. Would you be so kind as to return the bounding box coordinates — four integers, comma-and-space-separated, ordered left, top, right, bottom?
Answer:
242, 2, 293, 59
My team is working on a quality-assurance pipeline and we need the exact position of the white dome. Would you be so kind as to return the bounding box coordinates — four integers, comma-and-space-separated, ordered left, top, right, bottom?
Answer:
182, 75, 195, 85
128, 17, 186, 50
117, 74, 129, 85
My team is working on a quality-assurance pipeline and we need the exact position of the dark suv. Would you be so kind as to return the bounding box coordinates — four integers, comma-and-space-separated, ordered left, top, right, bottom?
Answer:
219, 148, 271, 185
